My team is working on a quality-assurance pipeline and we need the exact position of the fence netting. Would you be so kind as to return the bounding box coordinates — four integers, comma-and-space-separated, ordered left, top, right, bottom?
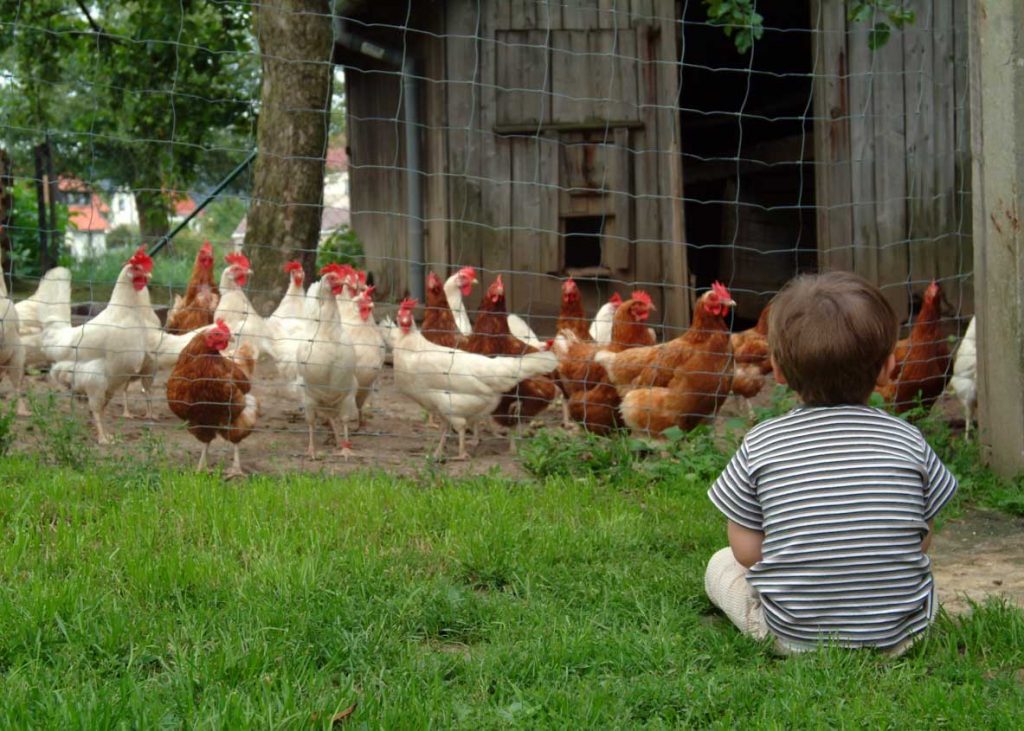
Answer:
0, 1, 974, 472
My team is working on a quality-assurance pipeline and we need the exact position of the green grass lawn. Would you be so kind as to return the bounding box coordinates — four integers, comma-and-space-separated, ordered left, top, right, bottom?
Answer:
0, 422, 1022, 727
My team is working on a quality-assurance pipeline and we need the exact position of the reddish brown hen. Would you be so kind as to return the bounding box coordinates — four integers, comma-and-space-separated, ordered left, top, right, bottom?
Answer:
422, 271, 467, 349
876, 280, 951, 414
553, 291, 657, 434
165, 241, 219, 334
166, 319, 258, 478
609, 283, 737, 436
465, 275, 557, 451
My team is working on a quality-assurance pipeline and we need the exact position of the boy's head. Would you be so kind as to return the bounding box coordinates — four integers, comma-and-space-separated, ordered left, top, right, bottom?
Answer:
768, 271, 898, 405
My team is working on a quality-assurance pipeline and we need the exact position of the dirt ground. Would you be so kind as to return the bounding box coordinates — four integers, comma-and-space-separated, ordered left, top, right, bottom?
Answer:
12, 364, 1021, 615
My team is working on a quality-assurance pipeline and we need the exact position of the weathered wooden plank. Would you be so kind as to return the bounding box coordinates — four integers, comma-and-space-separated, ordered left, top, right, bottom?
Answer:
904, 1, 938, 292
347, 68, 405, 300
629, 0, 655, 28
871, 21, 911, 319
537, 131, 561, 278
848, 17, 879, 289
952, 0, 973, 319
969, 0, 1024, 475
653, 17, 688, 331
810, 0, 854, 272
496, 30, 551, 128
423, 16, 449, 275
562, 0, 601, 30
551, 29, 640, 125
598, 0, 627, 29
477, 0, 513, 290
445, 0, 484, 275
510, 136, 558, 332
633, 25, 662, 309
604, 126, 632, 271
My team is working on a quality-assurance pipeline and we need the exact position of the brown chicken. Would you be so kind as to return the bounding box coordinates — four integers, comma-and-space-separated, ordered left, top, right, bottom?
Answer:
611, 284, 737, 436
555, 277, 591, 341
553, 291, 657, 434
465, 275, 557, 450
730, 302, 772, 404
553, 276, 594, 427
422, 270, 467, 349
876, 280, 951, 414
165, 241, 219, 334
598, 283, 736, 394
166, 319, 259, 478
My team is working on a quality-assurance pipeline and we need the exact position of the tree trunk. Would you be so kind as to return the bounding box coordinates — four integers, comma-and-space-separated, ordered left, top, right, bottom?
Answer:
135, 189, 171, 247
245, 0, 333, 315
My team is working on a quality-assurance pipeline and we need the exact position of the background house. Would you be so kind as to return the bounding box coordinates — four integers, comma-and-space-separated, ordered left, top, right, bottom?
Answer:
336, 0, 972, 332
59, 177, 109, 259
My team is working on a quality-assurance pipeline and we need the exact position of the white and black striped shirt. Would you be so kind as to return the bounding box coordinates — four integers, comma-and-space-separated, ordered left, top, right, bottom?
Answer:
709, 405, 958, 649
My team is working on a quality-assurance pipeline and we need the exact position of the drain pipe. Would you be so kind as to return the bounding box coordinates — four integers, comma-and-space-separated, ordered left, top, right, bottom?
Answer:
332, 10, 424, 302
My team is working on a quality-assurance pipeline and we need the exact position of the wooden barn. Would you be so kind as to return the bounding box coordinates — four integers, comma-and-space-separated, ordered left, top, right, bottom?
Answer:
334, 0, 972, 332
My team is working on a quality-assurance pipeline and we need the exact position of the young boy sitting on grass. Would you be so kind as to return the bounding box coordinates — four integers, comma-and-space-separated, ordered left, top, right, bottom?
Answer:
705, 271, 957, 655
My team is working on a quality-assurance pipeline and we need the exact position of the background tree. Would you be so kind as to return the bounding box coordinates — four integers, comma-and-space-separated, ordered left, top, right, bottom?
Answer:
0, 1, 258, 246
243, 0, 333, 315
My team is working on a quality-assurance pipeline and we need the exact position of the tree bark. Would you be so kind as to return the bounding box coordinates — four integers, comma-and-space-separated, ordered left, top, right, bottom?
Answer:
135, 189, 171, 247
245, 0, 333, 315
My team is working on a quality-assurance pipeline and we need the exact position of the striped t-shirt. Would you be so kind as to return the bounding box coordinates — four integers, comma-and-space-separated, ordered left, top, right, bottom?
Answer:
708, 405, 958, 649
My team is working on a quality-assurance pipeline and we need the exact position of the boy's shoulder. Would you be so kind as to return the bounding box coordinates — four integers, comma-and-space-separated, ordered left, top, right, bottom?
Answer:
745, 404, 923, 446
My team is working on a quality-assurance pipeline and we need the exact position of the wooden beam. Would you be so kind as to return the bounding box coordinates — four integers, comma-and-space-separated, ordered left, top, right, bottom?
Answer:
970, 0, 1024, 477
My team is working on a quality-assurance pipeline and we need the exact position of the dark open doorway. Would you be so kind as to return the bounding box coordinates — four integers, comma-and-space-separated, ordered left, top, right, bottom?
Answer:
679, 1, 817, 327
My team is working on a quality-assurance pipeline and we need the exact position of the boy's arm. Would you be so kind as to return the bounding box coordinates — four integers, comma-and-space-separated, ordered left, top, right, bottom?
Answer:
728, 520, 764, 568
921, 520, 935, 554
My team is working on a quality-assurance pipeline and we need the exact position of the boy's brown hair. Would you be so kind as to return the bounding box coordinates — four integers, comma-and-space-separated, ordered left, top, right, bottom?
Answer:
768, 271, 898, 405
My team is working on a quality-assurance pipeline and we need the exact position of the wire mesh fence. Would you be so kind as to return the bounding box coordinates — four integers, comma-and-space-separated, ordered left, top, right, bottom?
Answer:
0, 1, 975, 474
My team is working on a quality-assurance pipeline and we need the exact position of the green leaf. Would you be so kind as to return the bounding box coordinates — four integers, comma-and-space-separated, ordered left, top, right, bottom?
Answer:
848, 3, 873, 24
867, 22, 892, 50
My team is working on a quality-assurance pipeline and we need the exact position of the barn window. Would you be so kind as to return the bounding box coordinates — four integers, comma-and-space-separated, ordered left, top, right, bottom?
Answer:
563, 216, 605, 272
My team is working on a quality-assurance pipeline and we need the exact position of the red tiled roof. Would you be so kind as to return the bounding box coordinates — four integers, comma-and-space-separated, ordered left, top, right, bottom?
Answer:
58, 176, 90, 193
68, 204, 108, 232
174, 196, 197, 216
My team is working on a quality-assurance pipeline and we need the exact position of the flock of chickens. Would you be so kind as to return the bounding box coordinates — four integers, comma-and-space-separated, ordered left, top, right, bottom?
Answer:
0, 242, 976, 475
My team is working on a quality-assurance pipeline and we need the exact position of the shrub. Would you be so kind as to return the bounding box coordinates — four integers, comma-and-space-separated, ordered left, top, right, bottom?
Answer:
317, 226, 364, 270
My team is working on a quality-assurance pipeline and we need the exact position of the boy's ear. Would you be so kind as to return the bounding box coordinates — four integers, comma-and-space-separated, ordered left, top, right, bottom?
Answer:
770, 355, 788, 385
876, 352, 897, 387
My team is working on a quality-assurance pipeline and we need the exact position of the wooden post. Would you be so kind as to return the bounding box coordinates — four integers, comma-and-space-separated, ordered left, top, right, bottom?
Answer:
969, 0, 1024, 476
33, 143, 52, 272
0, 148, 13, 279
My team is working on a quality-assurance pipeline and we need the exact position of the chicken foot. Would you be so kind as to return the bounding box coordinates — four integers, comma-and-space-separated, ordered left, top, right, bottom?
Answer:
196, 442, 210, 472
223, 444, 245, 480
330, 417, 353, 460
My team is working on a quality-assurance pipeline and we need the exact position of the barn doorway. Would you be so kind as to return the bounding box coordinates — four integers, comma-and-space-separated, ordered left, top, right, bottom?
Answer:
679, 1, 817, 327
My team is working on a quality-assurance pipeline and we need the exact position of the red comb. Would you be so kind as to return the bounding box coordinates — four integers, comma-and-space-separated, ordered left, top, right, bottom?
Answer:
492, 274, 504, 290
427, 271, 442, 287
214, 318, 230, 334
357, 270, 367, 284
362, 285, 376, 300
319, 262, 352, 277
399, 297, 418, 310
711, 281, 732, 301
283, 260, 303, 273
609, 292, 623, 305
200, 241, 213, 254
225, 252, 250, 269
458, 266, 476, 279
631, 290, 652, 306
128, 247, 153, 273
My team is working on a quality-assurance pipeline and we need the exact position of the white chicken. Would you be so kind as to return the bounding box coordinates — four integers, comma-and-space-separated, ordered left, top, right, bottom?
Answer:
268, 260, 309, 331
391, 297, 558, 460
213, 252, 277, 363
337, 268, 385, 428
443, 266, 478, 336
41, 248, 153, 443
589, 292, 622, 344
0, 272, 28, 416
296, 265, 359, 459
950, 316, 976, 439
15, 266, 72, 367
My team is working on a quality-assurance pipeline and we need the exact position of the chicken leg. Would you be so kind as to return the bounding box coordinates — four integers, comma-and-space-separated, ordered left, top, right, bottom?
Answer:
93, 408, 112, 445
331, 417, 353, 460
433, 422, 450, 459
224, 444, 245, 479
196, 442, 210, 472
454, 424, 470, 461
